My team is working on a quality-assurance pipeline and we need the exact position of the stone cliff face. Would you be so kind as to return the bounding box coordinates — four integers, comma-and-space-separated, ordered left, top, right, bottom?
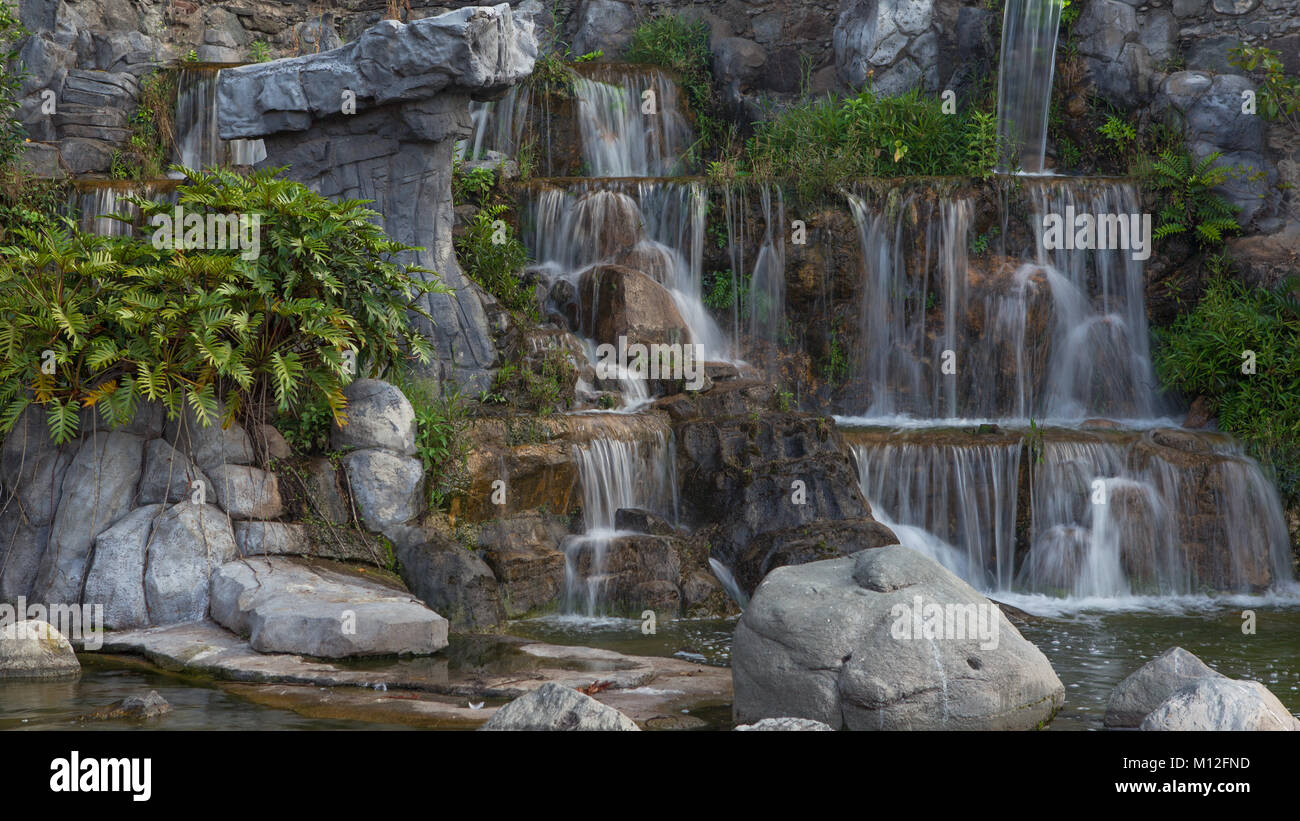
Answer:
217, 5, 538, 390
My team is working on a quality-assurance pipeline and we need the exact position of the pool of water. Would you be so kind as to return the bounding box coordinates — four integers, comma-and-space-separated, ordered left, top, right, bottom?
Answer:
506, 599, 1300, 731
0, 656, 411, 731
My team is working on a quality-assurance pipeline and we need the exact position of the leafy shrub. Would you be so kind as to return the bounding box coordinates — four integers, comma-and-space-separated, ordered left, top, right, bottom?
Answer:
455, 204, 535, 319
745, 89, 1001, 199
1155, 276, 1300, 499
112, 70, 175, 179
452, 162, 496, 206
1229, 44, 1300, 130
1144, 149, 1241, 246
0, 5, 27, 171
403, 380, 471, 510
0, 167, 441, 443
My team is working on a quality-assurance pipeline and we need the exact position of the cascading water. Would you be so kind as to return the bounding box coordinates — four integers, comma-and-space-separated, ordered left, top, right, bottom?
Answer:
562, 428, 678, 615
70, 182, 178, 237
995, 0, 1062, 173
572, 65, 694, 178
174, 66, 266, 171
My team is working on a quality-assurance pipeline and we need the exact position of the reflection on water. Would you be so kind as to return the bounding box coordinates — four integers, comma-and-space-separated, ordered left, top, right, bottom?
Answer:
0, 656, 409, 731
509, 615, 737, 668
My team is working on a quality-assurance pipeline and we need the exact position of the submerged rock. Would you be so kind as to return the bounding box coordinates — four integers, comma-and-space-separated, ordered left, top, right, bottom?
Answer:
1104, 646, 1225, 728
82, 690, 172, 721
732, 546, 1065, 730
1141, 678, 1299, 731
480, 682, 640, 731
0, 620, 80, 679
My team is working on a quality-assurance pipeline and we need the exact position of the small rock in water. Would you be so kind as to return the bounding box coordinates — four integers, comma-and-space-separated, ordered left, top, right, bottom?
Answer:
673, 650, 707, 663
736, 717, 834, 731
81, 690, 172, 722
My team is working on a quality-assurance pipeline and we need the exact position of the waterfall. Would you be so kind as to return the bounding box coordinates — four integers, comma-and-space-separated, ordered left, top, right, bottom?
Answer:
562, 427, 678, 615
573, 65, 694, 177
841, 181, 1162, 423
523, 180, 732, 366
175, 66, 266, 171
850, 433, 1023, 590
458, 85, 532, 163
995, 0, 1062, 173
71, 182, 178, 237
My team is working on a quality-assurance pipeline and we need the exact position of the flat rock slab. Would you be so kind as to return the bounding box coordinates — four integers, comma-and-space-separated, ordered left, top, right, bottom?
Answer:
209, 556, 448, 658
97, 621, 730, 725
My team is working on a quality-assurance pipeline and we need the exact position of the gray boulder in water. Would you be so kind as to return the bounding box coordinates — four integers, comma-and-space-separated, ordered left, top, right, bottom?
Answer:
480, 682, 640, 731
1104, 646, 1225, 727
732, 545, 1065, 730
1141, 678, 1299, 731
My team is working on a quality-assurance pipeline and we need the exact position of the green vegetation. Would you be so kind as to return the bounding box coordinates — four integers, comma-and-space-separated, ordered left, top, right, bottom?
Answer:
743, 89, 1001, 200
451, 161, 496, 206
1097, 114, 1136, 158
623, 14, 721, 156
527, 50, 578, 98
250, 40, 272, 63
455, 204, 536, 320
1155, 275, 1300, 501
404, 381, 472, 510
0, 167, 441, 444
112, 70, 176, 180
1229, 44, 1300, 131
0, 6, 26, 172
490, 347, 575, 415
1143, 149, 1241, 247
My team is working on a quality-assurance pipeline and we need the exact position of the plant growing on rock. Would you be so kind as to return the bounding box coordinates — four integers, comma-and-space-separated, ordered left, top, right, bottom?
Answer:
455, 204, 535, 320
0, 5, 27, 171
624, 14, 720, 155
0, 167, 440, 443
1229, 44, 1300, 131
1144, 150, 1241, 247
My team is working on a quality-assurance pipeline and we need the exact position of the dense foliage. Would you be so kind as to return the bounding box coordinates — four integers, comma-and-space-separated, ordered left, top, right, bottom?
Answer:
743, 89, 1000, 200
0, 167, 441, 443
455, 204, 536, 320
1155, 276, 1300, 499
0, 5, 26, 172
1143, 149, 1241, 247
623, 15, 721, 156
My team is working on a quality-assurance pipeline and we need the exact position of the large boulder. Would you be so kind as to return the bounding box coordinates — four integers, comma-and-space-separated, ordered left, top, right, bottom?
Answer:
137, 438, 209, 505
480, 681, 640, 731
1104, 646, 1225, 727
0, 620, 80, 679
83, 504, 162, 629
144, 503, 239, 624
389, 526, 504, 631
732, 546, 1065, 730
0, 406, 75, 600
331, 379, 417, 456
577, 265, 692, 349
32, 431, 144, 605
342, 448, 424, 531
565, 533, 683, 616
209, 556, 448, 657
206, 464, 283, 520
1141, 678, 1299, 731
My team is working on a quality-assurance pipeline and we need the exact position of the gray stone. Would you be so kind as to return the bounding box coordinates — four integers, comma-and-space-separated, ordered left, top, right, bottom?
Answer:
331, 379, 417, 456
1172, 0, 1207, 15
1138, 10, 1178, 64
835, 0, 937, 90
206, 464, 283, 520
480, 681, 640, 731
735, 717, 834, 731
217, 8, 535, 392
32, 432, 144, 605
1141, 678, 1298, 731
232, 521, 313, 557
137, 438, 208, 506
390, 527, 503, 631
732, 546, 1065, 730
217, 6, 536, 140
571, 0, 637, 57
342, 448, 424, 531
294, 20, 343, 56
302, 457, 351, 524
144, 503, 238, 624
1211, 0, 1259, 12
253, 424, 292, 461
58, 137, 115, 174
0, 620, 80, 679
209, 556, 448, 657
164, 403, 255, 470
83, 504, 162, 629
1104, 646, 1226, 727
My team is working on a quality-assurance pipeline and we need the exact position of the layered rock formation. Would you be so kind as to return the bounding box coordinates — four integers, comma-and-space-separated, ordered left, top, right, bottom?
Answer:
216, 5, 537, 390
